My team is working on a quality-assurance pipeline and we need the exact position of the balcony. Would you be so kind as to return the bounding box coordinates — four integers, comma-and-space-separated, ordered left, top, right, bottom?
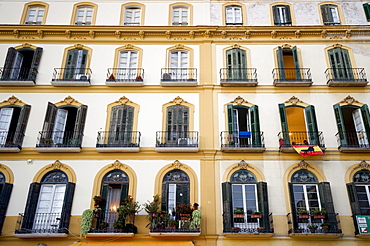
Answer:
325, 68, 368, 86
14, 212, 68, 238
0, 67, 37, 86
219, 68, 258, 86
160, 68, 197, 86
35, 131, 83, 152
96, 131, 141, 152
155, 131, 199, 152
286, 212, 342, 238
223, 213, 274, 238
106, 68, 144, 86
352, 214, 370, 238
0, 131, 24, 152
273, 68, 313, 86
220, 131, 265, 152
336, 131, 370, 152
51, 68, 92, 86
278, 131, 325, 153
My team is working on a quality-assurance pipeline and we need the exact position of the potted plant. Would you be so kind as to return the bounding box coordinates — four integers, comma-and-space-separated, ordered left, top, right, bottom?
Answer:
308, 224, 318, 233
176, 204, 193, 220
251, 211, 263, 219
99, 221, 109, 230
233, 209, 244, 218
135, 75, 143, 81
298, 209, 310, 219
312, 208, 326, 219
321, 222, 330, 231
168, 219, 178, 229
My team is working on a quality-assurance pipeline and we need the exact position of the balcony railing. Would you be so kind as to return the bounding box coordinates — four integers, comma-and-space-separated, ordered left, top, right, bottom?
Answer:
0, 67, 38, 82
15, 212, 66, 234
272, 68, 312, 85
96, 131, 141, 148
89, 211, 137, 233
52, 68, 92, 82
106, 68, 144, 82
335, 131, 370, 150
325, 68, 367, 86
286, 212, 342, 235
224, 213, 274, 234
219, 68, 258, 86
161, 68, 197, 82
149, 212, 200, 233
278, 131, 325, 149
220, 131, 265, 150
0, 131, 25, 149
156, 131, 199, 148
36, 131, 83, 148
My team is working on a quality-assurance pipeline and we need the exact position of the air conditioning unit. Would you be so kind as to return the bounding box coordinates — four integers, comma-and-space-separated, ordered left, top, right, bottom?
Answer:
75, 74, 90, 81
178, 138, 193, 145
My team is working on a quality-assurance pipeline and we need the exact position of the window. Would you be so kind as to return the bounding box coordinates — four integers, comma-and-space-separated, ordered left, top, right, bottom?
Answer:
222, 169, 270, 233
169, 50, 188, 80
108, 105, 134, 145
25, 5, 45, 24
75, 6, 93, 25
172, 6, 188, 25
276, 46, 301, 80
226, 48, 247, 80
117, 50, 138, 80
321, 4, 341, 25
225, 6, 242, 25
347, 170, 370, 216
327, 47, 353, 80
63, 48, 88, 80
0, 171, 13, 235
2, 46, 43, 82
272, 5, 292, 26
165, 105, 189, 144
364, 3, 370, 21
124, 7, 141, 25
21, 170, 75, 233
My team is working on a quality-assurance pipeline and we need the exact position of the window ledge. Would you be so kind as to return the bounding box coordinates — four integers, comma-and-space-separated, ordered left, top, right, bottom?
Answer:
274, 80, 313, 87
0, 147, 21, 152
327, 80, 368, 87
155, 147, 199, 153
13, 233, 68, 238
85, 233, 134, 238
221, 81, 258, 87
106, 81, 143, 87
339, 147, 370, 153
289, 232, 343, 239
221, 147, 265, 153
0, 81, 35, 86
35, 147, 81, 153
95, 147, 140, 153
356, 234, 370, 238
51, 80, 90, 87
223, 232, 274, 238
160, 81, 197, 87
149, 232, 200, 238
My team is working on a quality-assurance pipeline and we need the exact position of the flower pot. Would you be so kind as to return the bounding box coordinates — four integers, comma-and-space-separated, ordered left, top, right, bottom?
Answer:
313, 214, 326, 219
251, 214, 263, 219
233, 214, 244, 218
310, 229, 316, 233
322, 226, 329, 231
299, 214, 310, 219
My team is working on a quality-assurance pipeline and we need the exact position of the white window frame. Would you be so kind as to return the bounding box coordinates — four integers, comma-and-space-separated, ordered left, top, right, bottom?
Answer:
26, 6, 45, 24
124, 7, 141, 26
232, 184, 259, 227
75, 6, 93, 25
172, 6, 188, 26
226, 6, 242, 25
118, 50, 138, 80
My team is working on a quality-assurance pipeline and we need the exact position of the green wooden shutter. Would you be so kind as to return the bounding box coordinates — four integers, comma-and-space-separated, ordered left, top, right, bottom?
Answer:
100, 183, 109, 213
78, 49, 88, 75
341, 48, 353, 79
279, 104, 290, 145
305, 105, 319, 145
346, 182, 361, 215
0, 183, 13, 235
284, 5, 292, 24
14, 104, 31, 146
272, 6, 280, 25
360, 104, 370, 146
321, 4, 332, 23
276, 47, 285, 80
59, 182, 75, 233
227, 104, 235, 133
250, 105, 261, 147
120, 183, 129, 204
333, 104, 347, 147
64, 49, 79, 79
292, 46, 301, 80
161, 183, 168, 211
73, 105, 88, 144
257, 182, 270, 231
41, 102, 57, 141
288, 183, 299, 229
2, 47, 17, 79
222, 182, 233, 233
27, 47, 43, 81
22, 182, 41, 231
318, 182, 338, 231
364, 3, 370, 21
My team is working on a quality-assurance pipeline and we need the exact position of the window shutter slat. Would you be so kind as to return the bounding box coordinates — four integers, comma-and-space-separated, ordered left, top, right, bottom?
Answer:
272, 6, 280, 25
120, 183, 129, 204
27, 47, 43, 81
227, 104, 234, 133
161, 183, 168, 211
278, 104, 289, 145
14, 104, 31, 146
22, 182, 41, 231
250, 105, 262, 146
333, 104, 347, 147
59, 182, 75, 233
222, 182, 233, 233
0, 183, 13, 235
346, 182, 361, 215
2, 47, 17, 79
42, 102, 57, 140
288, 183, 299, 229
305, 105, 319, 145
321, 5, 332, 23
360, 104, 370, 146
74, 105, 88, 142
364, 3, 370, 21
285, 5, 292, 24
276, 47, 285, 80
318, 182, 339, 231
257, 182, 270, 231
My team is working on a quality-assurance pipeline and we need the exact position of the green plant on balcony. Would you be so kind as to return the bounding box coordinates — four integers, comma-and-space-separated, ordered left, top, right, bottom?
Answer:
308, 224, 318, 233
80, 209, 94, 237
143, 195, 161, 229
99, 221, 109, 230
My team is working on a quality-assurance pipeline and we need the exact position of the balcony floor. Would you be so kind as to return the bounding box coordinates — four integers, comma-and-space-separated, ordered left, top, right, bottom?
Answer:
221, 147, 265, 153
0, 80, 35, 86
274, 80, 313, 87
327, 80, 368, 87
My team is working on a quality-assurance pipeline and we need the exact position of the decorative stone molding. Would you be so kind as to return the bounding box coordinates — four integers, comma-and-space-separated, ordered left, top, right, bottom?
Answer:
284, 96, 303, 105
65, 30, 71, 39
89, 30, 95, 39
115, 30, 121, 39
189, 31, 195, 39
114, 96, 132, 105
338, 95, 361, 106
295, 160, 311, 170
333, 43, 343, 48
166, 31, 171, 39
0, 95, 27, 107
55, 95, 83, 107
236, 160, 254, 170
245, 31, 250, 39
203, 30, 211, 38
282, 44, 292, 49
221, 31, 227, 39
355, 160, 370, 170
139, 31, 145, 39
74, 43, 84, 49
295, 30, 301, 39
170, 96, 188, 105
175, 44, 184, 49
271, 30, 277, 39
169, 160, 188, 170
13, 30, 19, 38
229, 96, 248, 105
321, 30, 327, 38
37, 30, 43, 39
110, 160, 128, 170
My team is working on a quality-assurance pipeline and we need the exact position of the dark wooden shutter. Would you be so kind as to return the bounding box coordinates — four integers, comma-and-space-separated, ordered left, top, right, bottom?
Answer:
176, 183, 190, 206
318, 182, 338, 231
22, 182, 41, 231
360, 104, 370, 146
321, 4, 332, 23
78, 49, 88, 74
305, 105, 319, 145
59, 182, 75, 233
222, 182, 233, 233
2, 47, 17, 79
257, 182, 270, 231
120, 183, 129, 204
27, 47, 43, 81
74, 105, 88, 143
250, 105, 261, 146
64, 49, 79, 79
346, 182, 361, 215
279, 104, 290, 145
227, 104, 234, 133
288, 183, 298, 229
284, 5, 292, 24
0, 183, 13, 235
161, 183, 168, 211
341, 48, 353, 79
100, 183, 109, 213
333, 104, 347, 147
364, 3, 370, 21
276, 47, 285, 80
292, 46, 301, 80
14, 104, 31, 146
272, 6, 280, 25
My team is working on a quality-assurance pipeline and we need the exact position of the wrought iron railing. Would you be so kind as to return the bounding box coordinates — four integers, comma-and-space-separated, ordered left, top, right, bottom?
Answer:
220, 131, 265, 148
0, 67, 38, 82
156, 131, 199, 147
149, 212, 200, 233
286, 212, 342, 234
106, 68, 144, 82
335, 131, 370, 149
278, 131, 325, 148
52, 68, 92, 82
161, 68, 197, 82
36, 131, 83, 148
224, 213, 274, 234
325, 68, 367, 82
219, 68, 257, 82
15, 213, 66, 234
96, 131, 141, 148
89, 211, 137, 233
0, 131, 24, 149
272, 68, 312, 81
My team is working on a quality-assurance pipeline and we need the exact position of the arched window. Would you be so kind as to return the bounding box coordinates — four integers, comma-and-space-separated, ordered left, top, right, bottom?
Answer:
320, 4, 341, 25
108, 105, 135, 145
347, 170, 370, 215
225, 5, 242, 25
272, 4, 292, 26
161, 169, 190, 214
21, 2, 49, 25
0, 171, 13, 235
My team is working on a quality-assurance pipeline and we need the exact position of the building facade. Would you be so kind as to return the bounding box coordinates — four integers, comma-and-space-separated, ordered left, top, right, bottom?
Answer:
1, 0, 370, 245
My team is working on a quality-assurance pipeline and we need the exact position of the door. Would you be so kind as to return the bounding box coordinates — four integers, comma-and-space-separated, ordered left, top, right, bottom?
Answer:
64, 49, 88, 80
292, 184, 321, 226
328, 48, 353, 80
118, 51, 138, 80
305, 105, 319, 145
166, 105, 189, 145
166, 183, 190, 215
353, 108, 368, 146
33, 184, 66, 231
0, 108, 13, 145
9, 52, 23, 80
226, 49, 247, 80
232, 184, 259, 228
227, 105, 251, 146
52, 109, 68, 144
108, 105, 134, 145
276, 46, 300, 80
170, 50, 188, 80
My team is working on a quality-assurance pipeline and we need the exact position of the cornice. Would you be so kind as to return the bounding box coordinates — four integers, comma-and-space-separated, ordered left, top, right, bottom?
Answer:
0, 25, 369, 43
